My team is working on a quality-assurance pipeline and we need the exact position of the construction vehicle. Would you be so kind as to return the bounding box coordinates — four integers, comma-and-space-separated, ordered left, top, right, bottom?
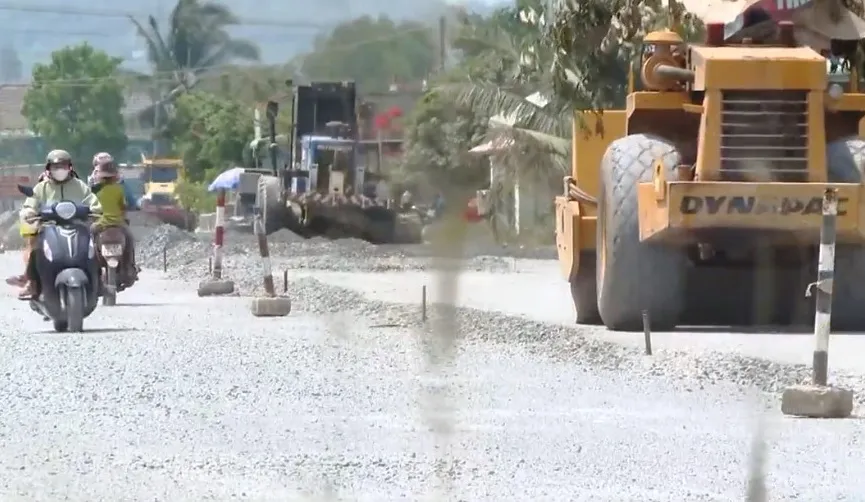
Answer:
138, 156, 194, 229
245, 81, 422, 244
140, 156, 183, 197
555, 0, 865, 332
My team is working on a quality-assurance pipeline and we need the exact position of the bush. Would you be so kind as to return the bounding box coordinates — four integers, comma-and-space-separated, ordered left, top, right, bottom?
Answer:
174, 179, 216, 214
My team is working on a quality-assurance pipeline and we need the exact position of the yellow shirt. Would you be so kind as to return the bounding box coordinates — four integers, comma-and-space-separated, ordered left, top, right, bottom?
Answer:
95, 183, 126, 226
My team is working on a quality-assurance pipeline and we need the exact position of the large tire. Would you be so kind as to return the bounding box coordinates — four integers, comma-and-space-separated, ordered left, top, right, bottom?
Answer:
255, 175, 286, 235
596, 134, 687, 331
826, 136, 865, 330
571, 251, 601, 325
65, 287, 85, 333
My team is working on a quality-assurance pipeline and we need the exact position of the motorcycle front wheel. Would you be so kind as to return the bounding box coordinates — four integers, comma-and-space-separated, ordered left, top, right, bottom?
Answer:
66, 287, 85, 332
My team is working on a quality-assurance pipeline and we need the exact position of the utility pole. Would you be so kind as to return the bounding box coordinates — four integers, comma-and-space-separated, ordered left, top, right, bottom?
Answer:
438, 16, 447, 73
151, 0, 164, 157
153, 84, 161, 157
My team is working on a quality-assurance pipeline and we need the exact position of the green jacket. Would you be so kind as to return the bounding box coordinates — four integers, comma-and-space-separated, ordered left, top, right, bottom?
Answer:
20, 178, 103, 234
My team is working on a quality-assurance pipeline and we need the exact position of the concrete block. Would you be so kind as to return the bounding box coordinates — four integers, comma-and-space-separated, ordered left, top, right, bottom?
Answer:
781, 384, 854, 418
250, 296, 292, 317
197, 279, 235, 297
196, 213, 217, 233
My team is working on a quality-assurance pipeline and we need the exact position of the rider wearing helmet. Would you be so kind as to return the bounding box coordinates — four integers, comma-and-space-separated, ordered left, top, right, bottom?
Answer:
16, 150, 102, 299
89, 152, 138, 209
89, 152, 139, 283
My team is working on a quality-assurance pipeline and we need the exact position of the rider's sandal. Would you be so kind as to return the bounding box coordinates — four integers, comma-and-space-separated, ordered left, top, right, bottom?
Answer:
17, 281, 36, 300
6, 275, 26, 287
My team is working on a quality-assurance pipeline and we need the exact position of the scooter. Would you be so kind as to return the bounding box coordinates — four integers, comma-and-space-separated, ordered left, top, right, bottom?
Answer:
26, 199, 101, 332
96, 225, 132, 306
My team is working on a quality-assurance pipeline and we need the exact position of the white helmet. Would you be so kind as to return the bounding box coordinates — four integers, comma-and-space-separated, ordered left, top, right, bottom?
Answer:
92, 152, 113, 167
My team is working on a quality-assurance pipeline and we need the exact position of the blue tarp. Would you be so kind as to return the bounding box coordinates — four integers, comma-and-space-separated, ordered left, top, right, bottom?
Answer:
208, 167, 245, 193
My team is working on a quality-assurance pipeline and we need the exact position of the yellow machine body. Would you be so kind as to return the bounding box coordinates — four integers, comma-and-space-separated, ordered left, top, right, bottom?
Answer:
638, 46, 865, 245
555, 111, 625, 280
555, 27, 865, 331
556, 44, 865, 282
141, 156, 184, 197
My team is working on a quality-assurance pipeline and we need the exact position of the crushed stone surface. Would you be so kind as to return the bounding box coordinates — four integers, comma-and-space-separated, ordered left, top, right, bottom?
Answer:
0, 223, 862, 500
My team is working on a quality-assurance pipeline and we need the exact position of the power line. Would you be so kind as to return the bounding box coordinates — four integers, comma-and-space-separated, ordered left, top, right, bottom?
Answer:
0, 2, 335, 29
6, 25, 437, 87
2, 27, 323, 38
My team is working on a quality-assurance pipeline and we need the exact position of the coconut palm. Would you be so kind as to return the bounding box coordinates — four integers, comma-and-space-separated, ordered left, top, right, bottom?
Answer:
441, 0, 706, 182
438, 4, 583, 181
128, 0, 261, 145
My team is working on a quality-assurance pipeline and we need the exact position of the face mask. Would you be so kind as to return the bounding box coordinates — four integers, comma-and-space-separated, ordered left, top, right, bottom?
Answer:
50, 168, 70, 182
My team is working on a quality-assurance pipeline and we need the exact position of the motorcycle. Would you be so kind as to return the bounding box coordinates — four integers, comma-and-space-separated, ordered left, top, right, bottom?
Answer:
26, 199, 101, 332
96, 225, 132, 306
89, 182, 140, 306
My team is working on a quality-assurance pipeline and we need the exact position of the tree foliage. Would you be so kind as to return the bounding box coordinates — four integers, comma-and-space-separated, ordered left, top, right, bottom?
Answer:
197, 64, 295, 104
299, 16, 437, 90
167, 92, 253, 182
400, 90, 489, 195
22, 43, 128, 174
533, 0, 703, 111
409, 0, 706, 192
129, 0, 261, 142
194, 65, 296, 137
174, 178, 217, 213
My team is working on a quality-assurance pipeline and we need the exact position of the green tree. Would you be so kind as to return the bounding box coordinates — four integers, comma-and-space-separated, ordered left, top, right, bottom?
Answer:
129, 0, 261, 146
299, 15, 437, 91
400, 90, 489, 195
431, 1, 705, 187
536, 0, 703, 111
22, 43, 128, 175
196, 64, 296, 105
400, 5, 568, 199
167, 91, 253, 182
447, 5, 569, 149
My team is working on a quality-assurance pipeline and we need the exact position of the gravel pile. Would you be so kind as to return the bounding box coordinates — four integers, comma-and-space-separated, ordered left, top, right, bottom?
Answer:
137, 224, 210, 270
280, 276, 865, 409
0, 210, 22, 250
135, 224, 528, 293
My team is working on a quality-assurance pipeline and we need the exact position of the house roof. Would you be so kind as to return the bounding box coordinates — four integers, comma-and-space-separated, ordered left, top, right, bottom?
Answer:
469, 137, 514, 154
0, 84, 153, 133
0, 85, 28, 132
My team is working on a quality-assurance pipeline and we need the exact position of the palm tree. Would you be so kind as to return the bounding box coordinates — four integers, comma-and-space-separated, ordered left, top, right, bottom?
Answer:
128, 0, 261, 151
440, 1, 705, 183
438, 5, 577, 182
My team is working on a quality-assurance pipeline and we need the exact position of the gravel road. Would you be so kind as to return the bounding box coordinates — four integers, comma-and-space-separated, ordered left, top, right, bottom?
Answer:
0, 226, 864, 500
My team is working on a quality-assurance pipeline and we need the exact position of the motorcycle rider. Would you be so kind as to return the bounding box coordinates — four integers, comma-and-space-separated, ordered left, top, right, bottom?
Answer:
17, 150, 102, 299
89, 153, 139, 284
89, 152, 138, 210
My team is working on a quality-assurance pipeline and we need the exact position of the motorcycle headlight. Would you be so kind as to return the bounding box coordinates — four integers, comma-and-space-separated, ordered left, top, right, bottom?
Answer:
54, 201, 77, 220
43, 244, 53, 262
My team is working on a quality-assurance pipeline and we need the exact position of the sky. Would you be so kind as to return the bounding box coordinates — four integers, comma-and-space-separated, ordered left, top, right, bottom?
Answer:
1, 0, 509, 74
